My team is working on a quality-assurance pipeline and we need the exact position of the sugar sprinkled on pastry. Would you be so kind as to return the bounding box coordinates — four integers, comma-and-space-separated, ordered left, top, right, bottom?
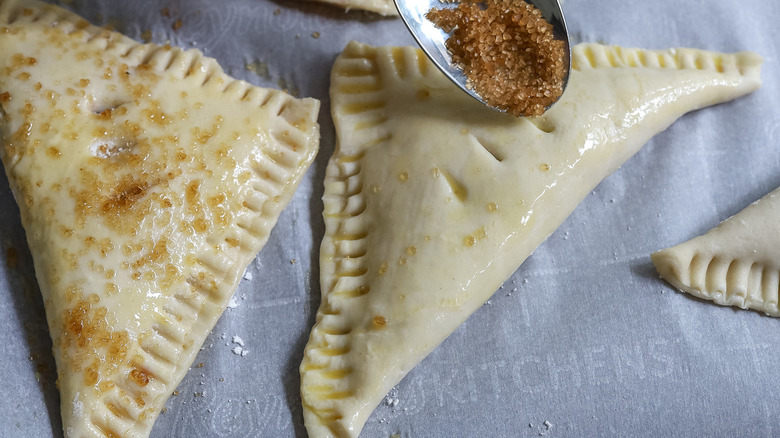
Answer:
0, 0, 319, 436
300, 41, 761, 437
652, 186, 780, 315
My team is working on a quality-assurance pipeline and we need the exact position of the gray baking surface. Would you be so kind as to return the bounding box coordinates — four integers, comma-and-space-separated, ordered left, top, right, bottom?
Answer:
0, 0, 778, 436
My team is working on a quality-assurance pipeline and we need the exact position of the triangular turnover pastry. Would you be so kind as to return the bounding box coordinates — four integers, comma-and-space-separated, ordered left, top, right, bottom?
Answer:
0, 1, 319, 436
300, 41, 762, 437
652, 186, 780, 315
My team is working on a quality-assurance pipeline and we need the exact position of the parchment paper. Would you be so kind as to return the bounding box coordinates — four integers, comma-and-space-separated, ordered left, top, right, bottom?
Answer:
1, 0, 778, 436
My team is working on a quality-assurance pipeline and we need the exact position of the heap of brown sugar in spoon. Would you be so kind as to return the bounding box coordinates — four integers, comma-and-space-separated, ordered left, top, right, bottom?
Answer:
426, 0, 566, 117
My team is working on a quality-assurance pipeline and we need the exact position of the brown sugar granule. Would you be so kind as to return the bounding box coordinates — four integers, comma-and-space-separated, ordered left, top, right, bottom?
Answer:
426, 0, 566, 117
129, 368, 151, 386
6, 247, 18, 269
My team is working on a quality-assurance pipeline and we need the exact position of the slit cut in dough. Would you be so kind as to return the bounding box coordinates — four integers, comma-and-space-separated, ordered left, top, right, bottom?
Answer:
652, 187, 780, 315
0, 1, 319, 436
300, 41, 762, 438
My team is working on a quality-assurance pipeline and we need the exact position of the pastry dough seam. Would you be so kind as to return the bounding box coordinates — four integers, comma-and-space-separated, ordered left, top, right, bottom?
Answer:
657, 251, 780, 312
0, 0, 314, 126
305, 43, 454, 438
572, 43, 759, 75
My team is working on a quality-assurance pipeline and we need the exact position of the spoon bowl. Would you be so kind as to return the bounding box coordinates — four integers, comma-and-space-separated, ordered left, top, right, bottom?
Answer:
393, 0, 571, 114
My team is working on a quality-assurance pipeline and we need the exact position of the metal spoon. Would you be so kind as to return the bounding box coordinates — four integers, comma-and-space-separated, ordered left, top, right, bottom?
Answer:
393, 0, 571, 113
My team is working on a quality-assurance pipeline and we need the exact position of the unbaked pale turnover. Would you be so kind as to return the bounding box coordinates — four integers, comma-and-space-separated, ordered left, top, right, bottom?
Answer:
300, 41, 762, 437
0, 0, 320, 436
653, 187, 780, 315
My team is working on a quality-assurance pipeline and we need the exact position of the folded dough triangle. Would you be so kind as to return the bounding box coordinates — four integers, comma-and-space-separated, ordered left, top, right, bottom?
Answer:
300, 41, 761, 437
0, 1, 319, 436
652, 187, 780, 315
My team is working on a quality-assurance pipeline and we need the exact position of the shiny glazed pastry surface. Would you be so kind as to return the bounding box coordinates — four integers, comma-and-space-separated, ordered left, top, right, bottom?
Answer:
0, 0, 320, 436
309, 0, 397, 16
300, 41, 762, 437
